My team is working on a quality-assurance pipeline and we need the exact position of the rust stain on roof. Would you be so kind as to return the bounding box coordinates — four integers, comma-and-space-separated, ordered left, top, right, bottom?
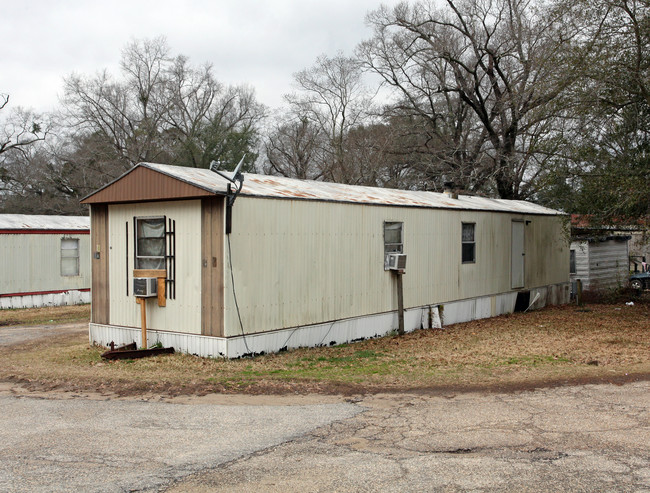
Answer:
133, 163, 562, 215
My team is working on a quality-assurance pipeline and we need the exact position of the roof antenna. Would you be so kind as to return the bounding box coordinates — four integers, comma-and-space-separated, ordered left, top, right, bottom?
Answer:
209, 155, 246, 234
209, 155, 246, 196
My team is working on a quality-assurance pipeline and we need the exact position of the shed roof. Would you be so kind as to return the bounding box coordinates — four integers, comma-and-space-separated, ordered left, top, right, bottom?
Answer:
0, 214, 89, 231
82, 162, 562, 215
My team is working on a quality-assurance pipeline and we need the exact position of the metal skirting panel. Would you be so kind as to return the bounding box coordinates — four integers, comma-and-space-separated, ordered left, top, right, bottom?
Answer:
89, 284, 569, 358
89, 323, 228, 357
0, 290, 90, 309
440, 293, 517, 326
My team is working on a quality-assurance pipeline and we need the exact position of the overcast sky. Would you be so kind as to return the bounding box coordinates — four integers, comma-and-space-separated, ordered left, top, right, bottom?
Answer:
1, 0, 403, 114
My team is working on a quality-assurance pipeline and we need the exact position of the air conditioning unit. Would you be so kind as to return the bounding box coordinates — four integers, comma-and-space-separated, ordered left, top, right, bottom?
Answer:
133, 277, 158, 297
387, 253, 407, 272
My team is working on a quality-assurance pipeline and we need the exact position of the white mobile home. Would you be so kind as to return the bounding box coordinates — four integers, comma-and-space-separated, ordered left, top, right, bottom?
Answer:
82, 163, 570, 358
570, 236, 630, 291
0, 214, 90, 309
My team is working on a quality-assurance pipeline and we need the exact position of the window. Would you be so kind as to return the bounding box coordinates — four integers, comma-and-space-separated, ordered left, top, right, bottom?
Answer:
135, 217, 165, 269
462, 223, 475, 263
570, 249, 576, 274
384, 221, 403, 269
61, 238, 80, 276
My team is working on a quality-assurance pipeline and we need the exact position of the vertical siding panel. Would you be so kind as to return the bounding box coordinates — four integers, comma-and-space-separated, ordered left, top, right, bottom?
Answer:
91, 205, 109, 323
201, 200, 212, 334
201, 197, 224, 337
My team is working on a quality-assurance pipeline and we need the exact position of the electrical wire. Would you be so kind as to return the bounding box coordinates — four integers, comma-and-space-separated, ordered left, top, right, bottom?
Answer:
318, 320, 337, 347
280, 318, 337, 352
227, 233, 251, 355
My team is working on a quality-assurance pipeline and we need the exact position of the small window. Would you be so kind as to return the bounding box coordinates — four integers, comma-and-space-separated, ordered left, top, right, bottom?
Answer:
61, 238, 80, 276
135, 217, 166, 269
462, 223, 475, 263
384, 221, 403, 269
570, 249, 576, 274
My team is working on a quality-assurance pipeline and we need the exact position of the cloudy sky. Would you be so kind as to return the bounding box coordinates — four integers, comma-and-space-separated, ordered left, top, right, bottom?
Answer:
1, 0, 403, 114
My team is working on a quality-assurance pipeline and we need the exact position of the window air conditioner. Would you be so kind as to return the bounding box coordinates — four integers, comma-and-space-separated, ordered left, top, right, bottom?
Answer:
133, 277, 158, 297
387, 253, 407, 272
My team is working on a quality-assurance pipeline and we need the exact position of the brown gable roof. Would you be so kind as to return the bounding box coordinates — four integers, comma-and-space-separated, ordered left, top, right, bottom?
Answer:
81, 165, 217, 204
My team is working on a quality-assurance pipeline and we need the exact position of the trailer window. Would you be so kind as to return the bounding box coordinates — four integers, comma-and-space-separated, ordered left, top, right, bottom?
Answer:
462, 223, 475, 263
61, 238, 80, 276
135, 217, 165, 269
384, 221, 403, 269
570, 249, 576, 274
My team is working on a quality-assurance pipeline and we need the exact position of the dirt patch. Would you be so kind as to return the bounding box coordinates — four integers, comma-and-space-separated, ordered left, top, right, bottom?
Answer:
0, 301, 648, 399
0, 304, 89, 327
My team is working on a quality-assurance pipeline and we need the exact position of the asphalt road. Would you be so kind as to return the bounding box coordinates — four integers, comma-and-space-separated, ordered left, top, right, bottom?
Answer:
0, 381, 648, 492
0, 392, 360, 492
168, 382, 650, 492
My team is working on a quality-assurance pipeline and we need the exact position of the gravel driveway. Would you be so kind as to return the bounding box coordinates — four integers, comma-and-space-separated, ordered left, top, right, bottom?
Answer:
0, 322, 86, 346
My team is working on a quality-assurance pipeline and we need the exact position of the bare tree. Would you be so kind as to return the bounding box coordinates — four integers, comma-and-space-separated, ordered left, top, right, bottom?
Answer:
359, 0, 594, 199
0, 94, 49, 161
61, 37, 266, 182
281, 52, 378, 184
264, 115, 325, 180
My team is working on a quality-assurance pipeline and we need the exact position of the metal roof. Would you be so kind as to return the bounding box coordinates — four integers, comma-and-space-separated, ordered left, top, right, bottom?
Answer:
136, 163, 561, 215
0, 214, 90, 231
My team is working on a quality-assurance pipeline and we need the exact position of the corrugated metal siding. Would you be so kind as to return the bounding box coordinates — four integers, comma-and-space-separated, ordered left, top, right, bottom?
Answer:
570, 239, 628, 290
570, 241, 590, 287
107, 200, 202, 334
223, 197, 569, 337
0, 233, 90, 295
586, 239, 629, 290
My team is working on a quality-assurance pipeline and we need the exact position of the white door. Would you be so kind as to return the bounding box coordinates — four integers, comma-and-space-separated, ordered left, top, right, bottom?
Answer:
511, 221, 525, 289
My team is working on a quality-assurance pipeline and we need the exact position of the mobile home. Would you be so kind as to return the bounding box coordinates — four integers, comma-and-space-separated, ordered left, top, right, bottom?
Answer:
570, 235, 630, 291
0, 214, 90, 309
82, 163, 570, 358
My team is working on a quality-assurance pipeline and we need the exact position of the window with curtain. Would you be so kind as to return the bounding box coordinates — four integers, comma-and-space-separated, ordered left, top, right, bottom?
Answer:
61, 238, 80, 276
135, 217, 165, 269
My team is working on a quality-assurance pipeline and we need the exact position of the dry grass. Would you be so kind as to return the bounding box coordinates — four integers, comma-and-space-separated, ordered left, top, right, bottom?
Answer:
0, 302, 648, 396
0, 304, 90, 326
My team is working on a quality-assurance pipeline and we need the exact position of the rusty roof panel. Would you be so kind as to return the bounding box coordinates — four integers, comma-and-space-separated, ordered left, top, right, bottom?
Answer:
89, 162, 562, 215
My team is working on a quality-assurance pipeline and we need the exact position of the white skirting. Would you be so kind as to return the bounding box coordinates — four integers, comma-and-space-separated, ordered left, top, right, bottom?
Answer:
89, 283, 570, 358
0, 290, 90, 310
